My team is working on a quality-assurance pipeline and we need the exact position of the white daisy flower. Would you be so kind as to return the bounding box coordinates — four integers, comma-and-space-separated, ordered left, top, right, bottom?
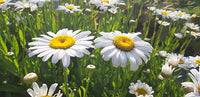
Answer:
182, 68, 200, 96
27, 82, 63, 97
108, 7, 118, 14
154, 9, 172, 19
174, 33, 184, 39
161, 62, 175, 77
129, 80, 154, 97
186, 30, 200, 39
169, 10, 191, 20
94, 31, 153, 71
157, 20, 170, 26
28, 28, 94, 67
188, 56, 200, 68
166, 53, 184, 67
56, 3, 81, 13
178, 57, 198, 70
0, 0, 11, 12
185, 23, 200, 31
13, 0, 38, 12
89, 0, 124, 11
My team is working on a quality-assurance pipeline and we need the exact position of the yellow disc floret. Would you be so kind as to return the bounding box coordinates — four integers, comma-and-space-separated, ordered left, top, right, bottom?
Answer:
49, 35, 75, 49
66, 6, 74, 10
178, 13, 183, 17
41, 96, 51, 97
179, 59, 184, 64
113, 36, 135, 51
0, 0, 5, 4
161, 11, 169, 15
195, 59, 200, 65
101, 0, 109, 4
135, 88, 147, 96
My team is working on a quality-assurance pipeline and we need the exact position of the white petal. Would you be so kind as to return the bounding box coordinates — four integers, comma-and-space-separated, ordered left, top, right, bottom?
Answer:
40, 84, 48, 96
103, 48, 118, 61
71, 29, 81, 37
133, 48, 148, 63
74, 31, 91, 40
62, 54, 70, 67
130, 50, 142, 66
100, 45, 115, 55
95, 42, 113, 48
29, 46, 50, 50
112, 50, 121, 67
28, 41, 49, 46
40, 35, 52, 40
52, 50, 60, 64
57, 49, 66, 60
42, 49, 58, 62
127, 52, 138, 71
37, 49, 54, 57
77, 36, 94, 41
47, 32, 56, 37
29, 48, 51, 57
119, 51, 127, 67
32, 38, 49, 43
48, 83, 58, 96
27, 89, 34, 97
33, 82, 40, 94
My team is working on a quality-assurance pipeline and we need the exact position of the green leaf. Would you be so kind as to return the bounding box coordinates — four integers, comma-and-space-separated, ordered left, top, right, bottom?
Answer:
12, 35, 19, 56
0, 34, 8, 54
18, 29, 26, 48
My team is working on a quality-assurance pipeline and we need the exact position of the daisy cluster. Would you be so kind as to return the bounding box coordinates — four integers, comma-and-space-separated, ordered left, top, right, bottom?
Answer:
88, 0, 125, 13
158, 51, 200, 80
148, 7, 200, 39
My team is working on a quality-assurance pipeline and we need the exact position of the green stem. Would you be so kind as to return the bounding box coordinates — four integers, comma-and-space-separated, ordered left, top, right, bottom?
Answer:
64, 67, 69, 97
84, 71, 92, 97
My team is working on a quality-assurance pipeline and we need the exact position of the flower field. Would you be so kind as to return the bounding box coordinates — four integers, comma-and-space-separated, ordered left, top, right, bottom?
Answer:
0, 0, 200, 97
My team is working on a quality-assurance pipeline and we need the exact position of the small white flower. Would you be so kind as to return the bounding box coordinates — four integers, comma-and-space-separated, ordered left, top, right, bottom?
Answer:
28, 28, 94, 67
27, 82, 63, 97
188, 56, 200, 68
6, 52, 14, 56
178, 57, 198, 70
186, 30, 200, 39
157, 20, 170, 26
185, 23, 200, 31
108, 7, 118, 14
129, 80, 154, 97
169, 10, 191, 20
147, 7, 156, 11
13, 0, 38, 12
174, 33, 184, 39
154, 9, 172, 19
0, 0, 11, 12
159, 50, 168, 57
158, 74, 164, 81
161, 62, 175, 77
182, 68, 200, 96
166, 53, 184, 67
129, 19, 136, 23
28, 0, 50, 7
56, 3, 81, 13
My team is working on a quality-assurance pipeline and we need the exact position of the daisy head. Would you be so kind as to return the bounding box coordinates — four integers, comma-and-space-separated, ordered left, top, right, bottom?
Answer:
56, 3, 81, 13
108, 7, 118, 14
182, 68, 200, 96
94, 31, 153, 71
161, 62, 175, 77
129, 80, 154, 97
157, 20, 170, 26
188, 56, 200, 67
28, 28, 94, 67
185, 23, 200, 31
27, 82, 63, 97
186, 30, 200, 39
166, 53, 184, 67
174, 33, 184, 39
154, 9, 172, 19
13, 0, 38, 12
0, 0, 11, 12
169, 10, 191, 20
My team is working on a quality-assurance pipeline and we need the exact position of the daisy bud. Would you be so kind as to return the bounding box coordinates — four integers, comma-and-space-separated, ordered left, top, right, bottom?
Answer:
155, 17, 159, 21
23, 72, 38, 84
87, 64, 96, 71
161, 62, 175, 77
191, 14, 197, 18
129, 19, 136, 23
6, 52, 14, 57
90, 54, 95, 58
159, 50, 168, 57
174, 33, 183, 39
158, 74, 164, 81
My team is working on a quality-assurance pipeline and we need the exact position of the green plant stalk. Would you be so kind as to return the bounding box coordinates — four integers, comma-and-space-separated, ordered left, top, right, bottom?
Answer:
113, 67, 120, 97
84, 71, 92, 97
63, 67, 69, 97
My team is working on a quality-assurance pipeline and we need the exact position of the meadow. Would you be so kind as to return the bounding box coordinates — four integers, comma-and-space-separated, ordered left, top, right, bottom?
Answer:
0, 0, 200, 97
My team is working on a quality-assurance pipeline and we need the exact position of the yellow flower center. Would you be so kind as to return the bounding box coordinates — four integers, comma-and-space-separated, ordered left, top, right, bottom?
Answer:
191, 31, 197, 35
198, 85, 200, 94
113, 36, 135, 51
101, 0, 109, 4
179, 59, 184, 64
178, 13, 183, 17
41, 96, 51, 97
135, 88, 147, 96
195, 59, 200, 65
66, 6, 74, 10
49, 35, 75, 49
0, 0, 5, 4
161, 11, 169, 15
22, 4, 30, 8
